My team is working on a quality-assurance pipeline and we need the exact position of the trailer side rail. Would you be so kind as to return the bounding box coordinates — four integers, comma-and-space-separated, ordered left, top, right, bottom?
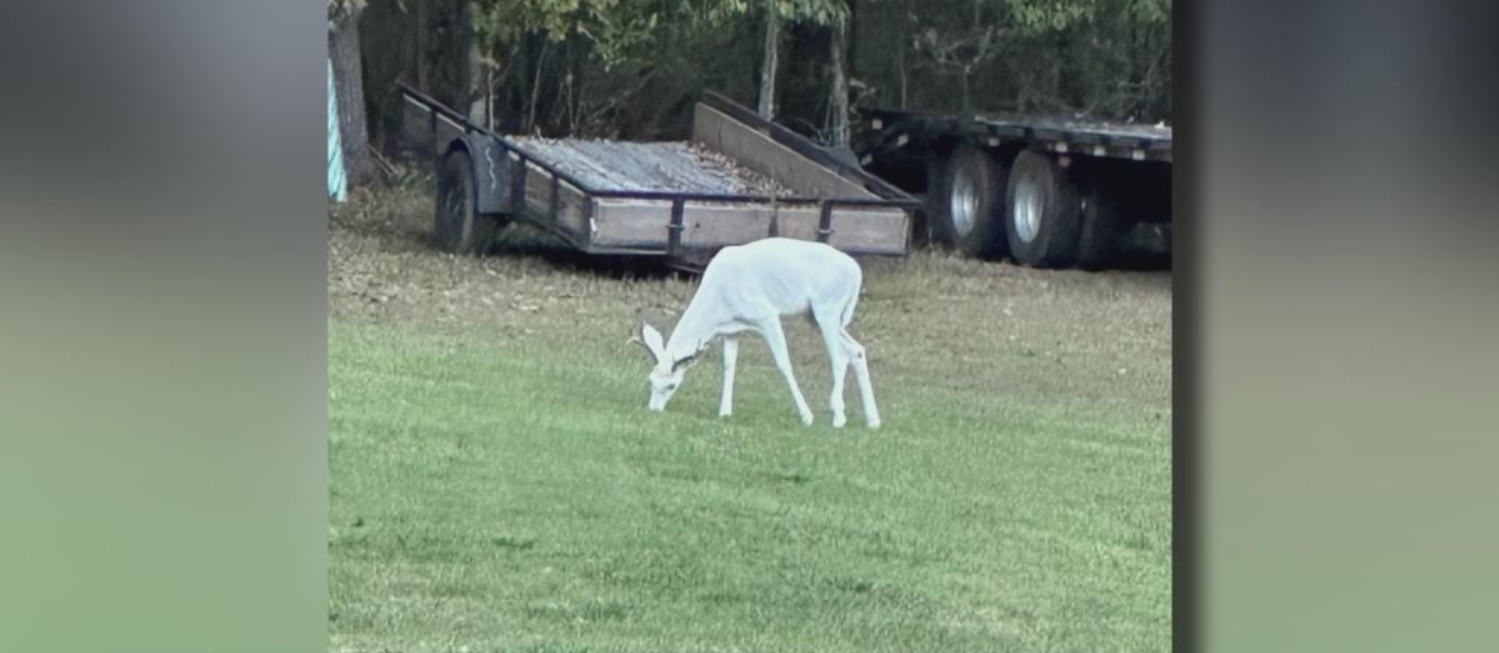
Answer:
855, 107, 1172, 163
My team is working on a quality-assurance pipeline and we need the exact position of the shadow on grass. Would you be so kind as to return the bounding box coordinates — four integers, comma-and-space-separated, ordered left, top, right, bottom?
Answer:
478, 225, 691, 282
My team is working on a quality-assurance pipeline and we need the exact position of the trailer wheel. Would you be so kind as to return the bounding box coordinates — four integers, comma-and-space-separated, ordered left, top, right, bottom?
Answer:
1004, 150, 1081, 268
1075, 184, 1123, 269
931, 144, 1007, 257
435, 148, 496, 255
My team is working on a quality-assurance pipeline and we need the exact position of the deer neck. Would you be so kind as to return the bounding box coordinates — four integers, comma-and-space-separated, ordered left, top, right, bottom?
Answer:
665, 293, 726, 365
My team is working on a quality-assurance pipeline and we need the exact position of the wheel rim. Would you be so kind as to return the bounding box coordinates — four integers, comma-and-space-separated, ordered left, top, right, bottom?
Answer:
950, 164, 979, 238
1013, 170, 1044, 244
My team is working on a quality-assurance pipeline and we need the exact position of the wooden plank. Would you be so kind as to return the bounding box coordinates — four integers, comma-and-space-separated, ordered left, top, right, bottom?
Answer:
692, 103, 876, 199
591, 200, 908, 255
512, 154, 590, 241
511, 138, 771, 194
589, 199, 667, 247
827, 207, 909, 254
591, 201, 818, 249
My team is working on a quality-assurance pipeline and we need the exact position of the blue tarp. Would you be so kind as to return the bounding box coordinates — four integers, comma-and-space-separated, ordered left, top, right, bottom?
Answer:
327, 58, 347, 203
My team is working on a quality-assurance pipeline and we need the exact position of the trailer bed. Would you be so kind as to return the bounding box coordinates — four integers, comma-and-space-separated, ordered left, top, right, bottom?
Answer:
509, 139, 794, 197
400, 85, 918, 263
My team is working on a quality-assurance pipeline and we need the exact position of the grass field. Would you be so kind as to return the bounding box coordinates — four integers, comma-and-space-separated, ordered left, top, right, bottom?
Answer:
328, 184, 1172, 652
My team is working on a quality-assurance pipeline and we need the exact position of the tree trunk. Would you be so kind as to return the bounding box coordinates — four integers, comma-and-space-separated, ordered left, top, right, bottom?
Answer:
502, 34, 540, 134
757, 5, 780, 119
464, 1, 488, 125
414, 0, 429, 92
896, 32, 907, 109
961, 68, 971, 113
329, 10, 374, 187
847, 0, 857, 82
524, 39, 550, 134
827, 19, 850, 147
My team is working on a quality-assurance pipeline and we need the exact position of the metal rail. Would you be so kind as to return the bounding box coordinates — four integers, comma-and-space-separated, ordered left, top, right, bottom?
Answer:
855, 106, 1173, 163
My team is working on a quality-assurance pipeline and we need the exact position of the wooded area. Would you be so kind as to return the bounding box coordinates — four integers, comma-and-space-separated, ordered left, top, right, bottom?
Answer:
330, 0, 1170, 187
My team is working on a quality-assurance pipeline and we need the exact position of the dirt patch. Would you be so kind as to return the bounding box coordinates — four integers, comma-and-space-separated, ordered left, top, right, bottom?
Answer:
329, 179, 689, 340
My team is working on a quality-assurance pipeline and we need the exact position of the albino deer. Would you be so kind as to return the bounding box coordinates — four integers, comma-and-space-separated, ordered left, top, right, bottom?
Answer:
630, 237, 881, 428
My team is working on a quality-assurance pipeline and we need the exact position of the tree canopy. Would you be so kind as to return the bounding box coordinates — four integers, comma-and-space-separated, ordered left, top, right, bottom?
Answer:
354, 0, 1170, 150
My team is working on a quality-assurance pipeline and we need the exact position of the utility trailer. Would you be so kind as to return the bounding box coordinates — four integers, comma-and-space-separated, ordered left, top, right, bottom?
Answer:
398, 83, 918, 270
851, 107, 1172, 269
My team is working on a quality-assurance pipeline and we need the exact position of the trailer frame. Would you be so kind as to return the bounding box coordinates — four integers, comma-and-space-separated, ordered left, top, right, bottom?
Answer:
399, 83, 920, 265
851, 105, 1172, 269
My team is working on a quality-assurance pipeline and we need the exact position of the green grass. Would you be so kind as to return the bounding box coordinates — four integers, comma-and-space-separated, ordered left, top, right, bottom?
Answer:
330, 185, 1169, 650
329, 279, 1170, 652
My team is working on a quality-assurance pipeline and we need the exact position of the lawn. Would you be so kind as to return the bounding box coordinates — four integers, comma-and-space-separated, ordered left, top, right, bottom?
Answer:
328, 185, 1171, 652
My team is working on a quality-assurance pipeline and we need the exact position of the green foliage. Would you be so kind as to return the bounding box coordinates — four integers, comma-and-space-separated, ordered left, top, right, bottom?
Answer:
770, 0, 849, 25
361, 0, 1171, 144
472, 0, 664, 68
854, 0, 1170, 119
698, 0, 848, 26
463, 0, 845, 69
1002, 0, 1168, 33
1008, 0, 1097, 32
328, 0, 368, 20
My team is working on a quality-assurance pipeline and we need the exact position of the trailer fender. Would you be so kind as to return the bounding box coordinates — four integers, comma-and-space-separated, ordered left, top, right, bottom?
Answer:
445, 134, 511, 215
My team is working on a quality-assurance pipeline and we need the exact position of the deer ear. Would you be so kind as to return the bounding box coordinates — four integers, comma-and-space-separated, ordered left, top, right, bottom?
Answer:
640, 323, 666, 361
672, 353, 698, 373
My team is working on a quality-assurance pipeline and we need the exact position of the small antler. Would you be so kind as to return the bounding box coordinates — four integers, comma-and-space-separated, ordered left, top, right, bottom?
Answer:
628, 333, 659, 361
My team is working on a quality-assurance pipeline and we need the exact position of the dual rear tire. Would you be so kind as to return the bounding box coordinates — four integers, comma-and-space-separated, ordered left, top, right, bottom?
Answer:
929, 146, 1120, 269
929, 144, 1008, 258
1004, 150, 1082, 268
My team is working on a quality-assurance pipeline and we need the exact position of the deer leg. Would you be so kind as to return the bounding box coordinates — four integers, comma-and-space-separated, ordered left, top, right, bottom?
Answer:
842, 331, 881, 429
719, 336, 738, 417
758, 317, 814, 426
814, 308, 850, 428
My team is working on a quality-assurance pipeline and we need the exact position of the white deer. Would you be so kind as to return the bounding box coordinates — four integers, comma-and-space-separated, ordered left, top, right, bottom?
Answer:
630, 237, 881, 428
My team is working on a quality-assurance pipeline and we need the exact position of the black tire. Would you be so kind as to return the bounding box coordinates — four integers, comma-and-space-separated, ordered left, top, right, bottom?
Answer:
434, 148, 496, 255
1075, 183, 1123, 270
1004, 150, 1082, 268
929, 144, 1007, 257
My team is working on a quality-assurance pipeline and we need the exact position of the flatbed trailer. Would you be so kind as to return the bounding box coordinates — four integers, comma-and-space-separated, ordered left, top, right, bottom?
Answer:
852, 107, 1172, 269
398, 83, 919, 269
